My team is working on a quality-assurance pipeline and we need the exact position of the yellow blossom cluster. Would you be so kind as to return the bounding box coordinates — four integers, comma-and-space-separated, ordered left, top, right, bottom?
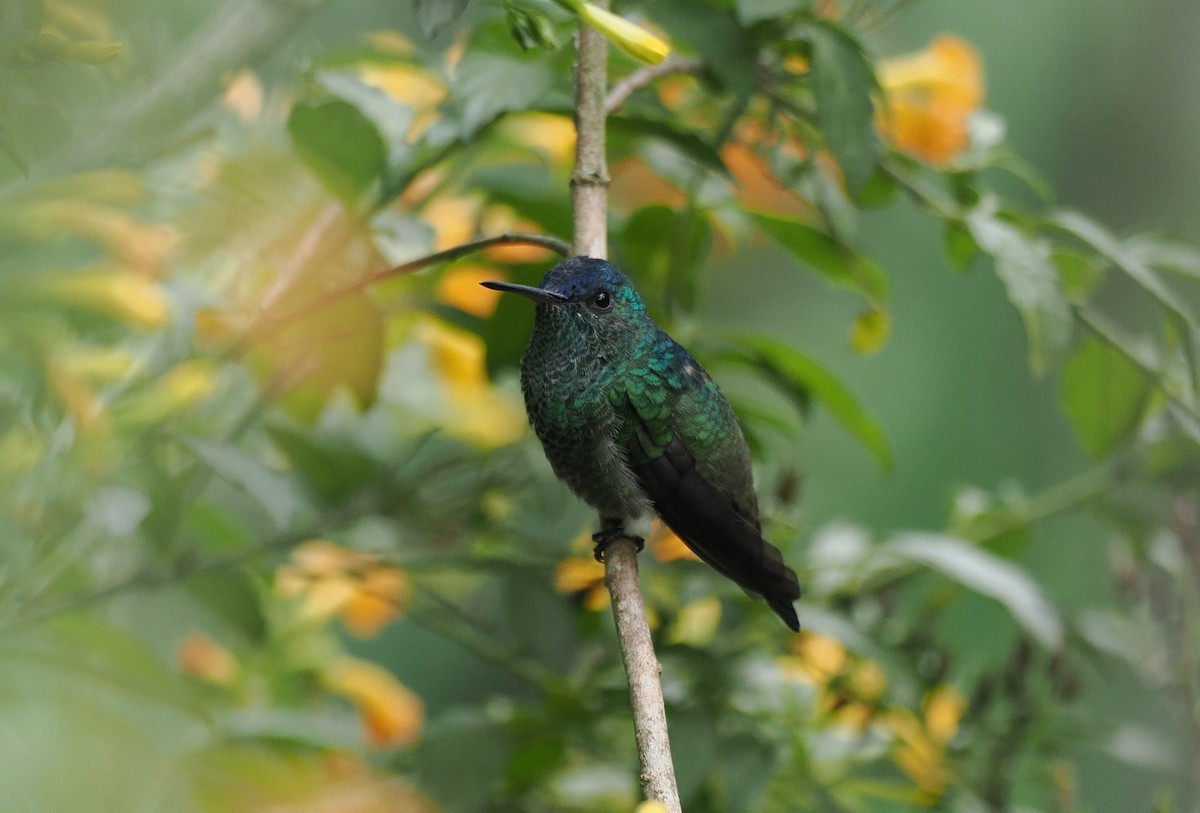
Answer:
876, 35, 985, 166
180, 541, 424, 750
275, 540, 411, 638
782, 631, 967, 803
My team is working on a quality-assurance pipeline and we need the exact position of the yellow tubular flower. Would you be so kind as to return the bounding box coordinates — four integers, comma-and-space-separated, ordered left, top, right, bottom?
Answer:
325, 658, 424, 748
573, 2, 669, 64
876, 35, 984, 165
416, 317, 527, 448
49, 270, 169, 329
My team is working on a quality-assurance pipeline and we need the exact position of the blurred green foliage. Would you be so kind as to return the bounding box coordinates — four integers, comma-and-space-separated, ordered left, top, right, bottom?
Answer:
1, 0, 1199, 811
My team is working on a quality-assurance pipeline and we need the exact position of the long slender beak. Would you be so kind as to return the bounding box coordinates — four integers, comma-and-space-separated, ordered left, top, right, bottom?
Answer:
480, 280, 568, 305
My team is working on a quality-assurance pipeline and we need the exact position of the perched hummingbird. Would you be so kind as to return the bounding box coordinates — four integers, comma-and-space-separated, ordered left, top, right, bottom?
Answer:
482, 257, 801, 630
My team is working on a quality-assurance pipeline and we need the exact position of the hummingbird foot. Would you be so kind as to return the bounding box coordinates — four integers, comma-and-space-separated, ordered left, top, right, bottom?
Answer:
591, 528, 645, 563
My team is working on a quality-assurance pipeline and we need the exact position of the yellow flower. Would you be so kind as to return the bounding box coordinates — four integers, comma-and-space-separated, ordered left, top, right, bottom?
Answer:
178, 632, 239, 686
21, 200, 175, 276
47, 364, 108, 433
876, 35, 984, 165
117, 359, 217, 423
847, 659, 887, 702
882, 684, 967, 803
416, 317, 527, 448
573, 2, 670, 64
325, 658, 424, 748
276, 540, 410, 637
49, 270, 169, 329
437, 264, 506, 318
500, 112, 577, 164
923, 683, 966, 744
222, 69, 263, 120
422, 194, 482, 251
555, 554, 610, 611
360, 62, 447, 141
790, 631, 847, 685
50, 344, 136, 382
650, 522, 700, 563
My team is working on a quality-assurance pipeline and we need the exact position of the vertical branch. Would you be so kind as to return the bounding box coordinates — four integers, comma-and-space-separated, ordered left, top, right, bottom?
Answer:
571, 8, 682, 812
571, 15, 610, 260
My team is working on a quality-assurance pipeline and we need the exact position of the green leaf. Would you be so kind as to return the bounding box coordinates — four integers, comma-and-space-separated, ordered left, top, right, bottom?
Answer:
614, 204, 712, 299
722, 335, 892, 469
648, 1, 757, 93
184, 438, 305, 531
943, 221, 979, 271
667, 709, 718, 804
415, 0, 471, 40
881, 533, 1064, 647
0, 125, 28, 175
1127, 236, 1200, 283
1060, 336, 1153, 457
850, 305, 890, 355
287, 99, 386, 204
418, 711, 513, 813
1052, 248, 1106, 303
752, 212, 887, 304
316, 70, 415, 157
267, 425, 384, 506
608, 116, 731, 179
719, 735, 774, 810
1054, 210, 1199, 386
504, 2, 557, 50
454, 52, 552, 136
966, 206, 1071, 375
805, 21, 879, 194
734, 0, 809, 25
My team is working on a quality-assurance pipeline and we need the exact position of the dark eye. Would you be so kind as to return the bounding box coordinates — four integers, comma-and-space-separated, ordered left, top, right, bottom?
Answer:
592, 289, 612, 311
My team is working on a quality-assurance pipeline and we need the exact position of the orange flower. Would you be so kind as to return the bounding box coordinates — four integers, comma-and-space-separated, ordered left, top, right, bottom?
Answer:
650, 522, 700, 563
555, 554, 610, 611
721, 142, 810, 216
876, 35, 984, 165
436, 264, 508, 318
276, 541, 410, 638
325, 658, 424, 748
178, 633, 239, 686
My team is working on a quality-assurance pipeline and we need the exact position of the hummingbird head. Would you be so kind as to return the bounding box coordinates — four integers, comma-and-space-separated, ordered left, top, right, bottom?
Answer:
481, 256, 650, 346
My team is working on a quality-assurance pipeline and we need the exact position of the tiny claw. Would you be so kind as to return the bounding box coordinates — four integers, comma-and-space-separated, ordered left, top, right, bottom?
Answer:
591, 529, 645, 563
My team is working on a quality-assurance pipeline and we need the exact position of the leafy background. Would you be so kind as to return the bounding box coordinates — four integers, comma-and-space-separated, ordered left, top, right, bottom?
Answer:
1, 0, 1199, 811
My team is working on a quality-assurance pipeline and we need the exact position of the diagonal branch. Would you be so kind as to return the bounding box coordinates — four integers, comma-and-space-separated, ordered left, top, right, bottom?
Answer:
236, 231, 570, 353
605, 57, 705, 115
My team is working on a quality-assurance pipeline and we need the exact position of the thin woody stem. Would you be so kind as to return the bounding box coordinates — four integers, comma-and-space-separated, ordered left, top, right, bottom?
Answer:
572, 6, 682, 811
604, 57, 704, 115
235, 231, 570, 353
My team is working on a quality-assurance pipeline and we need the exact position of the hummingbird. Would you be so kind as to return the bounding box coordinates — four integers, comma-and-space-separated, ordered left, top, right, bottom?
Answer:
482, 256, 801, 630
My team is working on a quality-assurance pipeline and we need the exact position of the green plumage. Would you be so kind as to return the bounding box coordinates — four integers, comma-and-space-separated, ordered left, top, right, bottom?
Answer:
482, 257, 801, 630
